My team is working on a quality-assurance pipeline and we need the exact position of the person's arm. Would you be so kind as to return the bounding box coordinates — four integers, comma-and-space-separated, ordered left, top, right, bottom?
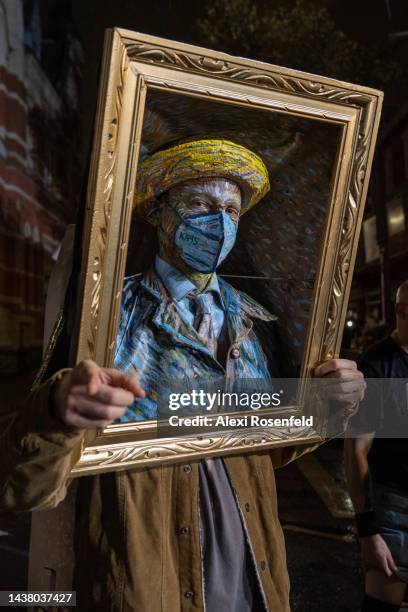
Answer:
344, 434, 397, 576
0, 369, 85, 512
344, 433, 374, 513
0, 360, 145, 513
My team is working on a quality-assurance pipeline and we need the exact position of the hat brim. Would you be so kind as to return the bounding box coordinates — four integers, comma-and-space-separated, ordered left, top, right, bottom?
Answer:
134, 139, 270, 219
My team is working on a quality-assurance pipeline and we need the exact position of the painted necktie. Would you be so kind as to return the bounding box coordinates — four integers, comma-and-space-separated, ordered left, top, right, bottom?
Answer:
194, 293, 217, 356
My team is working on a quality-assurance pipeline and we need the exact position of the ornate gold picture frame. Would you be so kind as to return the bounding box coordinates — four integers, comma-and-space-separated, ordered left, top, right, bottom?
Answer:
70, 28, 382, 476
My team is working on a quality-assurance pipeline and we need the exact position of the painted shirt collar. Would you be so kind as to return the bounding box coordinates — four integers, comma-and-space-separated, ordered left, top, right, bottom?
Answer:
155, 255, 221, 302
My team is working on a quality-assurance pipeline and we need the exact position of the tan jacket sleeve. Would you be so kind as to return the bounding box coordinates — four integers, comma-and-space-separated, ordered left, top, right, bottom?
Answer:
0, 368, 85, 512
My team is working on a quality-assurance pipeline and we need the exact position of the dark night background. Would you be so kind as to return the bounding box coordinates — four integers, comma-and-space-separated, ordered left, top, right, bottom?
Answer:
46, 0, 408, 149
0, 1, 407, 610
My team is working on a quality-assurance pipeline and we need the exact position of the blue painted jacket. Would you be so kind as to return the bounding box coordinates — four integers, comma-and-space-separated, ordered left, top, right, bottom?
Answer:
114, 266, 280, 421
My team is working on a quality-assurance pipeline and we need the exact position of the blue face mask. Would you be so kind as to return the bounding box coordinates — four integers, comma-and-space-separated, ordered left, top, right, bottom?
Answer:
174, 210, 238, 273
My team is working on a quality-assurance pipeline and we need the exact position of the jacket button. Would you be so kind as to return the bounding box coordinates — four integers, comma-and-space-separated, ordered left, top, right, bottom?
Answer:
231, 347, 240, 359
245, 502, 250, 512
179, 526, 190, 535
260, 560, 267, 570
184, 591, 194, 599
183, 464, 192, 473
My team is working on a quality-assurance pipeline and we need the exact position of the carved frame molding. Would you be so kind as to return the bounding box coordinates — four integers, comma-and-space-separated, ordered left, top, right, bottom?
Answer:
70, 29, 382, 475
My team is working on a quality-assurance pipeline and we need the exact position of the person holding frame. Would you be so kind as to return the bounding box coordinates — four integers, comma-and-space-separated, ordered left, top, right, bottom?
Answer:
0, 136, 366, 612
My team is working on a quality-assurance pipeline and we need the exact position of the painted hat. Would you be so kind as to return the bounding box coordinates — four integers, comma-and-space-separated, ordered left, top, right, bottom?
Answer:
134, 138, 270, 218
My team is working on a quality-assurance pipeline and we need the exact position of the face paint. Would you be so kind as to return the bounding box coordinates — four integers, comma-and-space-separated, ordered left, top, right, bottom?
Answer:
175, 210, 238, 273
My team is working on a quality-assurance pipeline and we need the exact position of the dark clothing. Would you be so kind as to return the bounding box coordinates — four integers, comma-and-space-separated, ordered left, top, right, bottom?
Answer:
359, 336, 408, 380
353, 336, 408, 494
361, 594, 402, 612
368, 438, 408, 495
373, 482, 408, 584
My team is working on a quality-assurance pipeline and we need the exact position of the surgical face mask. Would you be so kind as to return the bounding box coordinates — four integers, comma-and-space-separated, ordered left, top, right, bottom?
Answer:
174, 210, 238, 273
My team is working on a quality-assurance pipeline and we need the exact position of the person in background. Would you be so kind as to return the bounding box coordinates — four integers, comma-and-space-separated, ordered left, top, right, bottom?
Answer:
345, 281, 408, 612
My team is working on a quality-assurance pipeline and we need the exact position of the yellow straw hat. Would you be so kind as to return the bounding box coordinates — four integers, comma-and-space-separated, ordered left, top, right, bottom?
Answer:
134, 139, 270, 218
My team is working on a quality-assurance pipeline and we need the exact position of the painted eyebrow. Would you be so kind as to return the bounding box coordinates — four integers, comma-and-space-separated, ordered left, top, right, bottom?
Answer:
181, 191, 241, 206
188, 197, 241, 208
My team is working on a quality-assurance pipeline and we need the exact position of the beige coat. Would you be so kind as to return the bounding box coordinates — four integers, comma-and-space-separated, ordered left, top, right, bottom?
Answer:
0, 370, 320, 611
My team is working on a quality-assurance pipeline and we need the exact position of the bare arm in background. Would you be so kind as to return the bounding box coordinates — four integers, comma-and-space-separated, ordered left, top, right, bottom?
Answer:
344, 434, 397, 577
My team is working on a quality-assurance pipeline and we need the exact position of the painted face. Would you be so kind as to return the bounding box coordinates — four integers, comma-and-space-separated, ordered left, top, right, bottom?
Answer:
157, 178, 242, 273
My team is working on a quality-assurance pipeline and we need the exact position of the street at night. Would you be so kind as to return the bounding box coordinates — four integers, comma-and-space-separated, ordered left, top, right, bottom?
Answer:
278, 442, 363, 611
